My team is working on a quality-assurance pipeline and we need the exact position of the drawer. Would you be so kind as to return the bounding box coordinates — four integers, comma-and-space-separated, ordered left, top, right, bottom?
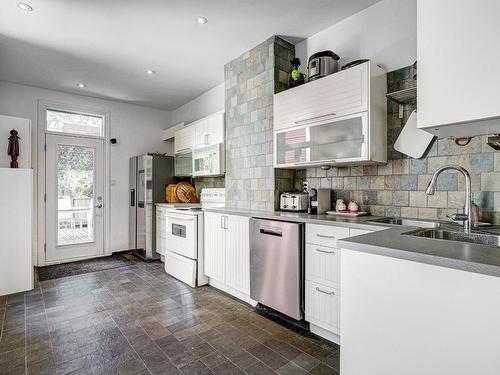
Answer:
165, 251, 197, 288
305, 280, 340, 334
349, 228, 372, 237
305, 243, 340, 288
306, 224, 350, 247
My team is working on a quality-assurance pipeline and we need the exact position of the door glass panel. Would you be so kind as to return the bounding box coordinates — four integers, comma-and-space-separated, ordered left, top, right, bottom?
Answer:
57, 144, 95, 245
47, 109, 104, 137
276, 115, 366, 165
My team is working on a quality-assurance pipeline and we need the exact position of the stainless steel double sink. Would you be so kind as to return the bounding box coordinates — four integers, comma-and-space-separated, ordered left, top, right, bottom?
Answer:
404, 228, 500, 247
367, 217, 500, 247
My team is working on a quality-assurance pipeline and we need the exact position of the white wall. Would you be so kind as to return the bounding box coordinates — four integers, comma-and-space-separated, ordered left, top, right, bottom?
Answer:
0, 81, 172, 261
295, 0, 416, 73
169, 83, 224, 126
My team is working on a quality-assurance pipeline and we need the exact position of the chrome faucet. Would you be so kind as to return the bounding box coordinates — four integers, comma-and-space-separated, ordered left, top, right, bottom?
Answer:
425, 165, 473, 232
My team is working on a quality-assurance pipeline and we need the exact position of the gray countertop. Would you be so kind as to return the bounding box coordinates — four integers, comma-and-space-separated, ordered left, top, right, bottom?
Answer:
339, 226, 500, 278
204, 207, 500, 278
202, 207, 388, 231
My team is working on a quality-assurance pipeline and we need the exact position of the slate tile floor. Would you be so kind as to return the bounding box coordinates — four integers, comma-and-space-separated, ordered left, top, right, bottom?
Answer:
0, 261, 340, 374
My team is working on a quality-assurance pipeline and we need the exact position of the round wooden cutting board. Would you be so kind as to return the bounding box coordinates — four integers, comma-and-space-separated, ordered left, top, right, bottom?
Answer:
175, 182, 198, 203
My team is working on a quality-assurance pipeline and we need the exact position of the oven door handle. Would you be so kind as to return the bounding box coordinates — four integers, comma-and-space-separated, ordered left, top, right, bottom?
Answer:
166, 215, 195, 222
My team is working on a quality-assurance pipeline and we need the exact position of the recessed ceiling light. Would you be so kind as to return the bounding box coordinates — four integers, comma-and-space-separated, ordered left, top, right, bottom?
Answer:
146, 69, 156, 75
195, 16, 207, 24
77, 83, 87, 88
17, 2, 33, 11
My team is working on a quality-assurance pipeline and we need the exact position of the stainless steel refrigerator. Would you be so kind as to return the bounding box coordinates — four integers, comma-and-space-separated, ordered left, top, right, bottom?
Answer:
129, 154, 175, 261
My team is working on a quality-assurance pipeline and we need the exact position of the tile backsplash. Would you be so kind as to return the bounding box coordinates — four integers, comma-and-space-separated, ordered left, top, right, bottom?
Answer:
294, 65, 500, 224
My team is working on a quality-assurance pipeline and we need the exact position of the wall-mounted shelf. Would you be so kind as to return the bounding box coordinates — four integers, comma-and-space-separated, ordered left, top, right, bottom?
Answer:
386, 86, 417, 118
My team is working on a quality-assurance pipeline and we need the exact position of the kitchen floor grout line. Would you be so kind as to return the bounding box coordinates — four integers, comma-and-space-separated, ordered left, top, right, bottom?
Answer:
4, 263, 340, 374
114, 278, 215, 374
116, 271, 261, 374
40, 282, 65, 374
103, 277, 160, 375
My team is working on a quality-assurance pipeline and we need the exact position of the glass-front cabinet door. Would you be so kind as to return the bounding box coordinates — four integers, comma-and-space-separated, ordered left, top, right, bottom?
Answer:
274, 112, 368, 168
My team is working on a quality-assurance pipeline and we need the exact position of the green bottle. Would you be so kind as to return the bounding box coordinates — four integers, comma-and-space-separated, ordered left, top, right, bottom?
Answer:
289, 58, 305, 88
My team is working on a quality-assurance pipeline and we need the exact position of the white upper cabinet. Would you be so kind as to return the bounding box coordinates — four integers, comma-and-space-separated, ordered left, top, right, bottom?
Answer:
174, 112, 225, 153
207, 112, 225, 145
194, 119, 209, 149
162, 122, 184, 141
417, 0, 500, 137
194, 112, 225, 149
174, 126, 194, 154
273, 61, 386, 168
274, 63, 368, 132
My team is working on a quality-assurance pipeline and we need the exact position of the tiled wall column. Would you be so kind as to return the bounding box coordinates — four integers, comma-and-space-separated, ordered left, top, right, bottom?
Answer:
224, 36, 294, 210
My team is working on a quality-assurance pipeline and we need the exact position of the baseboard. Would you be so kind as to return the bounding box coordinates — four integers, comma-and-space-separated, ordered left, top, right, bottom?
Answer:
310, 323, 340, 345
208, 278, 257, 307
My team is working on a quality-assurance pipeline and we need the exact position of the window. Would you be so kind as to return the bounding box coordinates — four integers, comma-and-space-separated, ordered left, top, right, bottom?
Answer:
46, 109, 104, 137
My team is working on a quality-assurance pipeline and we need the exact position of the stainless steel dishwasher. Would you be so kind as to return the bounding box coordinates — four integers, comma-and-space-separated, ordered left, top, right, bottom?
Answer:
250, 218, 304, 320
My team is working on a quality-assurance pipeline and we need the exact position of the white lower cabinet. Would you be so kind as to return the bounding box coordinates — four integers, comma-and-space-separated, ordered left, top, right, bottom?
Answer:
204, 212, 226, 282
204, 212, 254, 304
305, 243, 340, 288
155, 206, 167, 256
225, 215, 250, 294
305, 281, 340, 334
305, 223, 373, 344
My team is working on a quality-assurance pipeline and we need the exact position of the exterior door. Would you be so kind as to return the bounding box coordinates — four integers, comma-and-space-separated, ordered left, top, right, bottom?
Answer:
45, 134, 104, 262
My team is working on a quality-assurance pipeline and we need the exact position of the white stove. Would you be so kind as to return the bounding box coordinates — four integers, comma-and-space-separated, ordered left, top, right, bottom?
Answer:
158, 188, 225, 287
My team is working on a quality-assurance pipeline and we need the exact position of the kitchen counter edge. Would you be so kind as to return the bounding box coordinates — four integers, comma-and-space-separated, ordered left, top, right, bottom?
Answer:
339, 227, 500, 278
202, 207, 387, 231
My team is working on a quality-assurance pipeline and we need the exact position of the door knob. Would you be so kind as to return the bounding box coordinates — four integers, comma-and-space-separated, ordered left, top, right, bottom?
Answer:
95, 204, 103, 208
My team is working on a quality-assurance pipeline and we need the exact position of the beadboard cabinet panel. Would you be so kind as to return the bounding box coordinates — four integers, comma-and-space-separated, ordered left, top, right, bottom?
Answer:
204, 212, 252, 303
174, 126, 195, 154
203, 212, 226, 283
225, 215, 251, 294
305, 281, 340, 334
274, 64, 368, 132
306, 243, 340, 289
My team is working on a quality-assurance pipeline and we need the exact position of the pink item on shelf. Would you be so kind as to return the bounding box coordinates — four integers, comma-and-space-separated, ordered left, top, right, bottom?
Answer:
336, 199, 347, 213
348, 200, 359, 213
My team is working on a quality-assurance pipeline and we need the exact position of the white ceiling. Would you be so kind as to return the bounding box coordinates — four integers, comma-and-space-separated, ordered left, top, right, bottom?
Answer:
0, 0, 381, 110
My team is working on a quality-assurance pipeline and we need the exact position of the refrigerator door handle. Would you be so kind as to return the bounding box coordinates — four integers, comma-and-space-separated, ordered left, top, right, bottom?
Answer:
130, 189, 135, 207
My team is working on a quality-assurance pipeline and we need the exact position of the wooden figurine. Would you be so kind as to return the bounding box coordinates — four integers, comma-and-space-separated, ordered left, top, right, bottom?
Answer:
8, 129, 20, 168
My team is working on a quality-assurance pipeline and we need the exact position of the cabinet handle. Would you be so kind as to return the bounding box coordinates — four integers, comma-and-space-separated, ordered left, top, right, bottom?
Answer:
224, 216, 228, 229
220, 215, 224, 229
316, 248, 335, 254
294, 112, 337, 125
316, 234, 335, 239
316, 287, 335, 295
205, 134, 209, 145
293, 160, 337, 166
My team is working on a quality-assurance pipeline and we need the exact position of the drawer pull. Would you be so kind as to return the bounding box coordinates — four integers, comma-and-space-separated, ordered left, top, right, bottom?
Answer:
316, 248, 335, 254
295, 112, 337, 125
316, 234, 335, 239
316, 287, 335, 295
